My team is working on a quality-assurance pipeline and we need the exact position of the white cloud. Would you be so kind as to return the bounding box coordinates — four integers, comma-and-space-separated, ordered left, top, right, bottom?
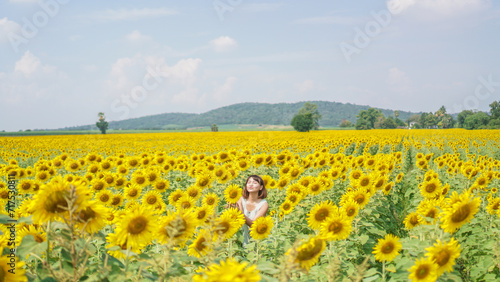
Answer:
0, 17, 21, 43
387, 0, 491, 16
296, 79, 315, 93
213, 77, 237, 101
387, 67, 411, 92
69, 35, 82, 42
89, 8, 177, 22
172, 87, 207, 105
210, 36, 237, 52
0, 51, 68, 105
126, 30, 152, 42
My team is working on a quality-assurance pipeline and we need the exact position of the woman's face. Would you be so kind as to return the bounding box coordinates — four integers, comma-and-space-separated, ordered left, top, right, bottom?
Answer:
246, 177, 262, 193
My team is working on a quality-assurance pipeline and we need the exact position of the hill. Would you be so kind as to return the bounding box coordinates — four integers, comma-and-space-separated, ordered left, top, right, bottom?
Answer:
61, 101, 419, 131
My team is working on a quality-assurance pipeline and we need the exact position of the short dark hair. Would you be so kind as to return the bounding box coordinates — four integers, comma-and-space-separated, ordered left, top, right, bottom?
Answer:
242, 175, 267, 199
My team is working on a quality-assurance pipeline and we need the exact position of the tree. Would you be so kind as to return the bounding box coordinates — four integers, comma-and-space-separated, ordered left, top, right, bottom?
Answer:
419, 112, 438, 129
96, 112, 109, 134
439, 114, 455, 129
380, 116, 397, 129
457, 110, 474, 128
356, 108, 383, 130
339, 119, 353, 128
211, 124, 218, 132
297, 102, 322, 130
291, 113, 314, 132
490, 101, 500, 120
464, 112, 490, 130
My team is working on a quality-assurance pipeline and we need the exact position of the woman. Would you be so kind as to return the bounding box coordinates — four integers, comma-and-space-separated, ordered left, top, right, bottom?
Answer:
235, 175, 269, 247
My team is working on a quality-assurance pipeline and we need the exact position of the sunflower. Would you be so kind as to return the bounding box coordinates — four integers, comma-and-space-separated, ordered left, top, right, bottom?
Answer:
0, 254, 27, 281
35, 171, 50, 182
440, 191, 481, 233
195, 173, 213, 189
224, 184, 242, 204
202, 192, 219, 208
109, 193, 124, 208
188, 229, 213, 258
176, 195, 196, 211
18, 179, 34, 194
31, 176, 91, 224
193, 258, 260, 282
130, 171, 148, 187
168, 189, 184, 206
408, 257, 438, 282
419, 178, 442, 199
349, 169, 363, 183
319, 212, 352, 241
250, 216, 273, 240
486, 197, 500, 215
404, 212, 423, 230
307, 200, 338, 230
286, 236, 326, 272
76, 201, 111, 234
145, 169, 160, 185
279, 200, 295, 216
213, 212, 240, 241
285, 191, 302, 205
90, 178, 107, 192
186, 185, 202, 201
425, 238, 461, 275
372, 234, 402, 262
152, 179, 169, 193
105, 232, 142, 259
277, 177, 290, 190
307, 180, 323, 196
348, 188, 371, 209
193, 205, 214, 224
341, 199, 360, 220
156, 210, 197, 247
115, 205, 158, 250
142, 190, 165, 211
124, 184, 142, 201
17, 225, 46, 246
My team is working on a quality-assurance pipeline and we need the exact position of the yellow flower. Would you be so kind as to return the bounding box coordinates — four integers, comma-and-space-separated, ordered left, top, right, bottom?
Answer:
286, 236, 326, 272
425, 238, 461, 276
408, 257, 438, 282
188, 229, 213, 258
372, 234, 402, 262
319, 212, 352, 241
124, 184, 142, 201
0, 254, 28, 281
224, 184, 242, 204
193, 258, 260, 282
168, 189, 184, 206
75, 201, 111, 234
114, 205, 158, 250
307, 200, 338, 230
250, 216, 273, 240
404, 212, 423, 230
31, 176, 91, 224
202, 192, 219, 208
141, 190, 165, 210
440, 191, 481, 233
157, 210, 197, 247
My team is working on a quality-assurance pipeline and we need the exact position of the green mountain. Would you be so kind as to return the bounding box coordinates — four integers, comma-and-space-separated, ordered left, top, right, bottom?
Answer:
62, 101, 419, 130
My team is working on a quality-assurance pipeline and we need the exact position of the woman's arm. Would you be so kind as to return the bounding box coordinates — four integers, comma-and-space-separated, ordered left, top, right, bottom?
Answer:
244, 202, 269, 227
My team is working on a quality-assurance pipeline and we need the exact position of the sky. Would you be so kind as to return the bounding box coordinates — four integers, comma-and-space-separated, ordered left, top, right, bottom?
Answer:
1, 0, 500, 131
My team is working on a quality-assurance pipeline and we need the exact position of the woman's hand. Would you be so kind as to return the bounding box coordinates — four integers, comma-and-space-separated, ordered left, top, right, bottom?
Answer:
225, 203, 237, 209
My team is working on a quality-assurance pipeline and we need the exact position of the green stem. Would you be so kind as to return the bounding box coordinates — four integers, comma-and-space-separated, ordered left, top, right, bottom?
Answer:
382, 261, 386, 281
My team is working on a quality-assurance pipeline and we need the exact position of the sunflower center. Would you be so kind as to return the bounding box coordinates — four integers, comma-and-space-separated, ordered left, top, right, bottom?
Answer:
156, 183, 166, 190
346, 207, 356, 217
310, 184, 320, 192
0, 191, 8, 199
127, 216, 148, 234
217, 221, 230, 234
315, 208, 329, 221
34, 235, 45, 243
136, 177, 146, 185
70, 163, 79, 169
21, 182, 31, 191
94, 182, 104, 191
78, 206, 96, 222
296, 238, 324, 261
44, 190, 69, 213
434, 250, 450, 266
283, 203, 291, 210
451, 204, 471, 223
111, 196, 121, 206
230, 191, 238, 198
416, 265, 430, 279
382, 242, 394, 254
328, 221, 343, 234
425, 183, 437, 193
207, 198, 215, 205
410, 215, 419, 225
197, 210, 206, 220
257, 224, 268, 234
196, 237, 206, 251
0, 262, 5, 280
128, 190, 138, 197
360, 178, 369, 186
354, 194, 365, 204
493, 202, 500, 210
147, 196, 157, 205
478, 178, 486, 186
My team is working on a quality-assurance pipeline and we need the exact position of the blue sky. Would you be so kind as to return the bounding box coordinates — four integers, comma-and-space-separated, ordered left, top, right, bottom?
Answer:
1, 0, 499, 131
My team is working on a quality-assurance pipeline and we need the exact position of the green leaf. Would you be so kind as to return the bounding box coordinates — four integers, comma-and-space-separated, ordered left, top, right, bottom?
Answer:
17, 235, 48, 259
0, 214, 13, 224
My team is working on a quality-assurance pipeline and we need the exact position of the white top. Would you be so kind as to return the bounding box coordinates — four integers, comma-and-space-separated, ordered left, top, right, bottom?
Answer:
241, 198, 267, 247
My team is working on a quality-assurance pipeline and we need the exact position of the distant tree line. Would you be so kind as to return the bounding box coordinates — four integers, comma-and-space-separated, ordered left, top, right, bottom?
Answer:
353, 101, 500, 130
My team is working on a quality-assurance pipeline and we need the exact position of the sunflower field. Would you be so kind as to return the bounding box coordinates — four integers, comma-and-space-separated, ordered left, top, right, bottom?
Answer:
1, 129, 499, 281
